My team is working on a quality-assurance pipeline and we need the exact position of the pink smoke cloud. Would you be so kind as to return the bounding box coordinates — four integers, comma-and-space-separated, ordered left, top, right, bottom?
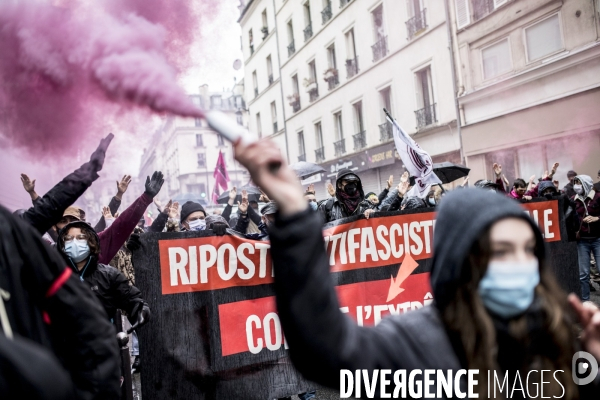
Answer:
0, 0, 215, 156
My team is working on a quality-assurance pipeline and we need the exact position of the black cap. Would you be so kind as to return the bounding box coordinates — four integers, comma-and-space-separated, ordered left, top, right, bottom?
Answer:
260, 202, 278, 215
180, 201, 206, 222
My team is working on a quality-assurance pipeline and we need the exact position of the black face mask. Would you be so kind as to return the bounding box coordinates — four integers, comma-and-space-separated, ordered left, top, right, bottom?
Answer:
344, 182, 358, 195
543, 192, 555, 200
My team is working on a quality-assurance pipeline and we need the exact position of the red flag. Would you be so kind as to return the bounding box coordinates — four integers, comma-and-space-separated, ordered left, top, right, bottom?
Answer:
213, 150, 230, 192
211, 182, 221, 205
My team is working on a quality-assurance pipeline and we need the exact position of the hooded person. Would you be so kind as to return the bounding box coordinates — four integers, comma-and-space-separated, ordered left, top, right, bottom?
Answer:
56, 221, 151, 330
318, 168, 375, 223
0, 205, 119, 399
233, 139, 600, 399
570, 174, 600, 301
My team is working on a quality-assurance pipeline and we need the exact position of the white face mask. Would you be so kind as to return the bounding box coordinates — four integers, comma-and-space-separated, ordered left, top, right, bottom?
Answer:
188, 219, 206, 231
574, 184, 583, 195
428, 198, 436, 206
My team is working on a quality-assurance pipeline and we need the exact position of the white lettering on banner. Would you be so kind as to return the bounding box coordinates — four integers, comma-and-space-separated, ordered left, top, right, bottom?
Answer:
168, 243, 272, 286
245, 313, 288, 354
523, 207, 555, 239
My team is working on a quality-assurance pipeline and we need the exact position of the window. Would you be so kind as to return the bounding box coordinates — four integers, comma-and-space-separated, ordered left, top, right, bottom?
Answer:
217, 134, 225, 146
304, 2, 313, 41
482, 38, 511, 80
372, 4, 385, 40
307, 60, 318, 101
379, 87, 392, 121
194, 118, 202, 127
256, 113, 262, 138
195, 134, 203, 147
197, 153, 206, 168
345, 28, 359, 78
525, 14, 563, 62
267, 55, 273, 84
210, 95, 222, 108
298, 131, 306, 159
292, 74, 300, 94
271, 101, 277, 133
327, 44, 337, 69
334, 111, 344, 140
252, 71, 258, 98
353, 101, 364, 133
314, 122, 325, 162
287, 20, 295, 56
414, 66, 436, 127
455, 0, 470, 29
406, 0, 427, 39
290, 74, 301, 112
261, 9, 268, 38
249, 29, 254, 54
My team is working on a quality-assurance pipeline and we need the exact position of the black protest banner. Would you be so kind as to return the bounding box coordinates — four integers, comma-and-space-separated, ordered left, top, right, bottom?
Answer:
133, 198, 577, 399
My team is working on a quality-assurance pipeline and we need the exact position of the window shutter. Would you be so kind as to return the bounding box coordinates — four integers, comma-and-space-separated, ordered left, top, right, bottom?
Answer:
493, 0, 507, 8
455, 0, 470, 29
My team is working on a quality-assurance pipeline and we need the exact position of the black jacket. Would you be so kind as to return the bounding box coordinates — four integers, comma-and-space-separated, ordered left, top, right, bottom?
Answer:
57, 221, 149, 322
0, 206, 119, 399
269, 190, 598, 398
318, 168, 375, 222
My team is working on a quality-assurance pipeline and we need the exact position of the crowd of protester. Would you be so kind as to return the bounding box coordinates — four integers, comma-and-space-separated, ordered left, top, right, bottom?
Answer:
2, 130, 600, 399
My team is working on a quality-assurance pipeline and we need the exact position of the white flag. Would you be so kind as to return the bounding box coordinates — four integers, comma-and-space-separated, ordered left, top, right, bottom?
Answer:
388, 116, 441, 198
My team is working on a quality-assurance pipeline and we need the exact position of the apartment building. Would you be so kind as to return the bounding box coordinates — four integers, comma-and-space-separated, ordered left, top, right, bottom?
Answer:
139, 84, 249, 207
450, 0, 600, 185
239, 0, 461, 198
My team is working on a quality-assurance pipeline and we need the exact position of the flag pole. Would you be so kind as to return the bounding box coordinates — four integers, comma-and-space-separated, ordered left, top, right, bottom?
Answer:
383, 108, 393, 121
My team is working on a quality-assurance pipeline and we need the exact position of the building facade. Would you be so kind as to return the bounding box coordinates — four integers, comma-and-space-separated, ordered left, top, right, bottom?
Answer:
139, 84, 249, 209
239, 0, 461, 199
450, 0, 600, 186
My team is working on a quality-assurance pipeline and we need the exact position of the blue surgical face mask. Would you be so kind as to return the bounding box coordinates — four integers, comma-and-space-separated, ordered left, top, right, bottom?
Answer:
188, 219, 206, 231
478, 259, 540, 318
309, 201, 318, 211
428, 198, 436, 206
64, 239, 91, 263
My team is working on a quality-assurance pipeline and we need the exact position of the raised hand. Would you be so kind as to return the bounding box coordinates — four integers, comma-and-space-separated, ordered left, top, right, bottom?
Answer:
228, 187, 237, 205
116, 175, 132, 199
553, 180, 559, 188
20, 173, 36, 193
542, 170, 549, 180
153, 198, 163, 210
241, 189, 249, 206
386, 175, 394, 189
492, 163, 502, 177
144, 171, 164, 198
168, 202, 180, 219
238, 200, 248, 214
162, 200, 173, 214
326, 182, 335, 197
529, 175, 536, 183
569, 294, 600, 361
364, 209, 376, 220
89, 133, 114, 171
550, 162, 559, 177
259, 188, 271, 202
102, 206, 115, 223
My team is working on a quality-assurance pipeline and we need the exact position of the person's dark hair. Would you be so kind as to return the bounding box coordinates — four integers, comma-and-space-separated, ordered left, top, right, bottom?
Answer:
439, 223, 577, 399
513, 178, 527, 189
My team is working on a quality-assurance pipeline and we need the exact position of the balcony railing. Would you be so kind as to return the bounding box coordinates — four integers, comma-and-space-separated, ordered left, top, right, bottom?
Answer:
254, 88, 258, 98
315, 147, 325, 163
406, 9, 427, 40
346, 57, 359, 79
353, 131, 366, 151
334, 139, 346, 157
250, 44, 254, 55
415, 103, 437, 129
326, 73, 339, 90
372, 36, 388, 63
340, 0, 352, 8
304, 23, 313, 42
291, 99, 301, 113
273, 122, 278, 133
379, 121, 393, 141
298, 153, 306, 162
308, 87, 319, 102
268, 74, 274, 85
261, 27, 269, 39
321, 2, 332, 24
288, 40, 295, 57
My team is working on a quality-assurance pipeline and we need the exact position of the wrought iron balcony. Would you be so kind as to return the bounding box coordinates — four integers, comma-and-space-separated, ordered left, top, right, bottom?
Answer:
415, 103, 437, 129
298, 153, 306, 162
321, 2, 332, 24
273, 122, 278, 134
346, 57, 359, 79
379, 121, 393, 141
315, 147, 325, 163
326, 73, 339, 90
372, 36, 388, 63
250, 44, 254, 55
353, 131, 366, 151
334, 139, 346, 157
290, 99, 301, 113
304, 23, 313, 42
261, 27, 269, 39
308, 87, 319, 102
406, 9, 427, 40
288, 40, 295, 57
268, 74, 274, 85
340, 0, 352, 8
254, 88, 258, 98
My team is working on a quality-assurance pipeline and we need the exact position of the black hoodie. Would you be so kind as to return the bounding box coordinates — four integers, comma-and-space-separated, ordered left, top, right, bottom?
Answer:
318, 167, 374, 222
269, 189, 597, 397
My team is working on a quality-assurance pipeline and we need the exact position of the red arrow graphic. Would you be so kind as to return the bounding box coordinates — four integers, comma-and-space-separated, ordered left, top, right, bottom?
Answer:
386, 253, 419, 302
